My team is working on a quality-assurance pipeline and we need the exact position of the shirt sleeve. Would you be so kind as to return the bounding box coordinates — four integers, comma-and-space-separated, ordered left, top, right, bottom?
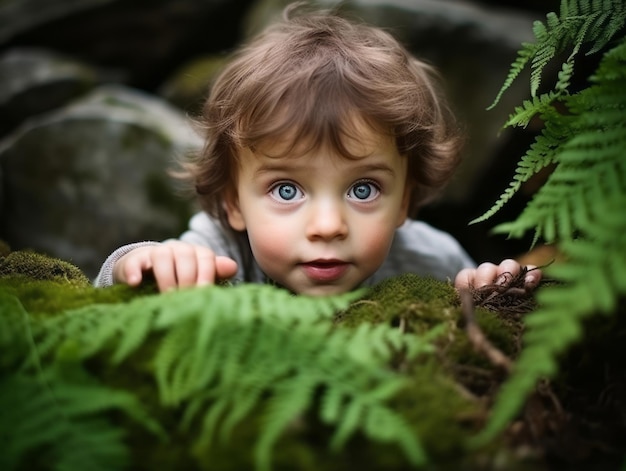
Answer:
93, 241, 160, 287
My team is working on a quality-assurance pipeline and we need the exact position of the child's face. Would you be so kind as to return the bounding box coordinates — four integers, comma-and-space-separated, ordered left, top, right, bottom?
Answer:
225, 125, 410, 296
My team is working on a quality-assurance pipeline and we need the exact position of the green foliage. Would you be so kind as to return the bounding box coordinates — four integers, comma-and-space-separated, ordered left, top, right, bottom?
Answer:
0, 293, 163, 471
2, 269, 469, 471
471, 0, 626, 443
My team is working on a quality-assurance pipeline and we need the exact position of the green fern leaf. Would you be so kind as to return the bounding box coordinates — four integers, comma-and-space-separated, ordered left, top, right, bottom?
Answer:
488, 0, 626, 109
530, 39, 557, 96
255, 378, 318, 471
0, 367, 160, 471
587, 2, 626, 53
0, 293, 32, 369
504, 92, 560, 128
488, 43, 537, 109
362, 404, 427, 465
328, 396, 365, 450
110, 305, 155, 363
470, 123, 564, 226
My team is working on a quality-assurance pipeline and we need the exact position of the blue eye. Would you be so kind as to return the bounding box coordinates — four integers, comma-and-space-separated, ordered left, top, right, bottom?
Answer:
270, 183, 302, 202
349, 182, 379, 201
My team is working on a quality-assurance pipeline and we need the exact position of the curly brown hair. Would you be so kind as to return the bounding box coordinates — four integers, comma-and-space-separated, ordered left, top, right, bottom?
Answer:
178, 3, 464, 229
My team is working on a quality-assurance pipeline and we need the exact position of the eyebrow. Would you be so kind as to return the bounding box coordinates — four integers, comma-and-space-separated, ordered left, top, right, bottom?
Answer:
253, 161, 397, 177
353, 162, 397, 176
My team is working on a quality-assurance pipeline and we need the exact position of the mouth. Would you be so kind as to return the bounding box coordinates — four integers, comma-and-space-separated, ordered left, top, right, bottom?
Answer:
299, 259, 350, 283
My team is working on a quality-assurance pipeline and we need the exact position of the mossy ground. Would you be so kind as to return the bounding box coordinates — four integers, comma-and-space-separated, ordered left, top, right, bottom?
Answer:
1, 247, 596, 471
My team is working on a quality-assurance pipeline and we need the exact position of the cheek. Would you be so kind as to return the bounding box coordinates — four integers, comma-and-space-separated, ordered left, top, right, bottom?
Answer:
356, 221, 396, 263
246, 222, 295, 264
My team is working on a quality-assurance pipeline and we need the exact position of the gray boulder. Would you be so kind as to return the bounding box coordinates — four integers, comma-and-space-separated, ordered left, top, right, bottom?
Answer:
0, 48, 99, 135
0, 85, 201, 278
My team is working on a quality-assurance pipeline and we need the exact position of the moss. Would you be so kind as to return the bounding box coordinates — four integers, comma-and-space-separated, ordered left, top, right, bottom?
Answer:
0, 249, 157, 316
445, 307, 518, 373
0, 250, 90, 287
339, 274, 459, 332
0, 277, 157, 316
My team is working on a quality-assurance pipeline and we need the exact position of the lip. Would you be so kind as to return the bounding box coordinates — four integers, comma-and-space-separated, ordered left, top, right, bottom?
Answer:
299, 259, 350, 283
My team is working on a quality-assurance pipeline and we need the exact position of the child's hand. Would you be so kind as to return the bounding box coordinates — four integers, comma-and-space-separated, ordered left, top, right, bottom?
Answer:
113, 241, 238, 292
454, 258, 541, 292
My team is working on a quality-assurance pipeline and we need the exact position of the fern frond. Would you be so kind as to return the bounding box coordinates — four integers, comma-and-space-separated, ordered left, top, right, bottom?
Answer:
492, 48, 626, 242
255, 377, 318, 471
554, 52, 575, 93
0, 293, 32, 369
489, 0, 626, 108
488, 43, 537, 109
474, 191, 626, 443
504, 92, 561, 128
480, 5, 626, 227
0, 366, 160, 471
44, 283, 427, 469
32, 298, 158, 364
529, 18, 559, 96
473, 0, 626, 446
587, 1, 626, 53
188, 310, 433, 470
470, 114, 566, 225
494, 156, 625, 242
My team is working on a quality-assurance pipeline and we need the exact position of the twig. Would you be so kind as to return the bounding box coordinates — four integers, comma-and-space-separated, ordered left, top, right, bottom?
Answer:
460, 289, 513, 372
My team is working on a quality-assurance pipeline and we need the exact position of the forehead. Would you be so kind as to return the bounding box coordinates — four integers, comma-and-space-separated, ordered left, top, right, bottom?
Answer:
235, 126, 406, 183
251, 113, 396, 161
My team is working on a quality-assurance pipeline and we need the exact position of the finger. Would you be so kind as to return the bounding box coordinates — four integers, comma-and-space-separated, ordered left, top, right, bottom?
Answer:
195, 254, 238, 286
454, 267, 475, 291
194, 248, 217, 286
524, 264, 542, 289
215, 256, 238, 281
173, 245, 200, 289
118, 251, 152, 286
151, 245, 178, 292
473, 262, 499, 288
494, 259, 520, 285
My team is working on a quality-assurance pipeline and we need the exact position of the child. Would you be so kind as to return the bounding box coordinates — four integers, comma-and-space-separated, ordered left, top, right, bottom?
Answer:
95, 4, 540, 295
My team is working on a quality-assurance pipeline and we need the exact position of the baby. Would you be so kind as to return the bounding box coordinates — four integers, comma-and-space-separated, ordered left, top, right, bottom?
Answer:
95, 4, 540, 296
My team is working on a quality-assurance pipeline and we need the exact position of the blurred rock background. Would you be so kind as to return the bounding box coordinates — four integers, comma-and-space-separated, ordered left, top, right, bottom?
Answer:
0, 0, 560, 279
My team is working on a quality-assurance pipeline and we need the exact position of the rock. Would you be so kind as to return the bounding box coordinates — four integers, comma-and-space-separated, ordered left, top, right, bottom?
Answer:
0, 85, 201, 278
0, 48, 98, 135
0, 0, 251, 90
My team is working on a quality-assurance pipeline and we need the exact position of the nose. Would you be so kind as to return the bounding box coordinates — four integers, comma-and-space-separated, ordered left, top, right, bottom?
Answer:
305, 198, 348, 241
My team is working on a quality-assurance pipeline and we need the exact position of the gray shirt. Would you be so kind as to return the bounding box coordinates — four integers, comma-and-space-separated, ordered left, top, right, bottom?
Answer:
94, 212, 475, 287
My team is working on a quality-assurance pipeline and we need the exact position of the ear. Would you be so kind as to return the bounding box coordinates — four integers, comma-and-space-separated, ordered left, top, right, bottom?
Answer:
224, 189, 246, 231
